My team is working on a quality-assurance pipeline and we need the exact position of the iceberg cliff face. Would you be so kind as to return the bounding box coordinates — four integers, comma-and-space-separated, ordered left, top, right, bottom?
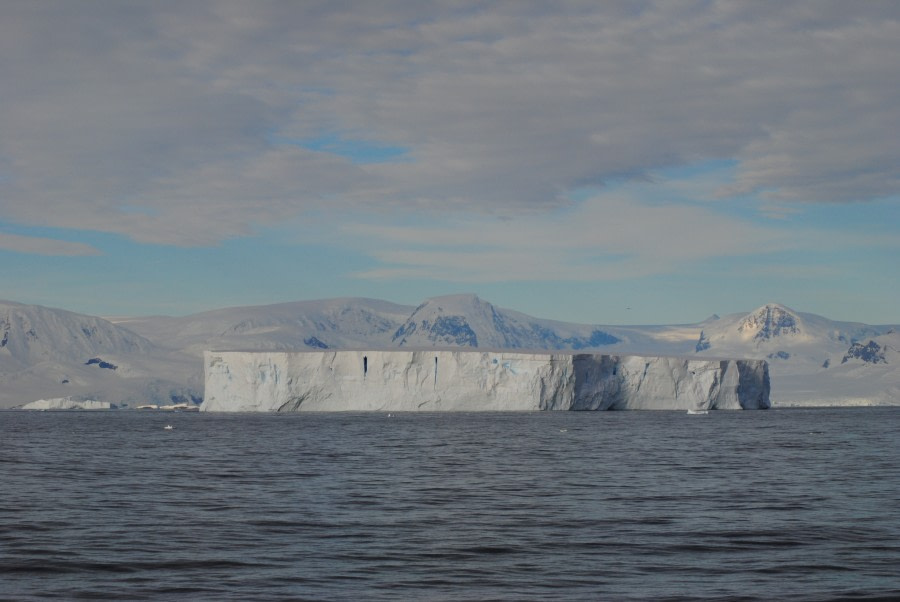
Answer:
202, 350, 769, 412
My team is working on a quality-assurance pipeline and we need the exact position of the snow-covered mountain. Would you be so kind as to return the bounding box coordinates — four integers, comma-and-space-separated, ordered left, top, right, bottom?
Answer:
114, 297, 413, 355
2, 295, 898, 409
694, 303, 883, 354
391, 294, 621, 349
0, 301, 200, 409
692, 303, 897, 405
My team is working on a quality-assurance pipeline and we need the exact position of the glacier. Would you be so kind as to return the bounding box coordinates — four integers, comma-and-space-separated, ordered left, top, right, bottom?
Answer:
201, 350, 770, 412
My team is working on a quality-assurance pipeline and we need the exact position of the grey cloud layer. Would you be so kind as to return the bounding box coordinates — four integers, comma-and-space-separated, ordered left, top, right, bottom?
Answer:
1, 1, 897, 246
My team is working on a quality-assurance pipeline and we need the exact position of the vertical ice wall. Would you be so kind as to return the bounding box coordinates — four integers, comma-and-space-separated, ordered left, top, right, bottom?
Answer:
201, 350, 769, 411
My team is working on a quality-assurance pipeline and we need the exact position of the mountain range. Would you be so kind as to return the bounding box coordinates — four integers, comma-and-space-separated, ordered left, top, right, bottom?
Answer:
2, 294, 897, 409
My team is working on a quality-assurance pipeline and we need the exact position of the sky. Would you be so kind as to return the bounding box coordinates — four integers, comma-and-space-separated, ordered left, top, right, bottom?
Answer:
0, 1, 898, 326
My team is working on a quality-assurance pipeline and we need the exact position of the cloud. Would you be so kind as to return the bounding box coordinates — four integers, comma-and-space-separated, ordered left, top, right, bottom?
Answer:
343, 193, 793, 282
0, 1, 898, 247
0, 232, 100, 256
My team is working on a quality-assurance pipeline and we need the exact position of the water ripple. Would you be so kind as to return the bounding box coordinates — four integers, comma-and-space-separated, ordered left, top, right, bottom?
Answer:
1, 408, 899, 600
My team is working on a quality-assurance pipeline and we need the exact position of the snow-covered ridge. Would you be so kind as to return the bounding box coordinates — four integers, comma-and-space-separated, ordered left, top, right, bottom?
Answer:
201, 350, 770, 412
0, 300, 201, 409
391, 294, 621, 349
1, 300, 154, 363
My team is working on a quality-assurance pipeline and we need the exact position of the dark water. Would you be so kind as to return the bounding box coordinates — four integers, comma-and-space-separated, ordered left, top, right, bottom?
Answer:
2, 408, 899, 601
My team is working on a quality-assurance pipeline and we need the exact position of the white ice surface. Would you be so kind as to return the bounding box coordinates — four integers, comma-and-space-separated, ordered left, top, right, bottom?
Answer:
19, 397, 112, 410
201, 350, 770, 412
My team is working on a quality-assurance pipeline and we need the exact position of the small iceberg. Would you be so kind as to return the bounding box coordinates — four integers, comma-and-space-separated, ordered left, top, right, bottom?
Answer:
19, 397, 113, 411
686, 409, 709, 415
164, 424, 174, 430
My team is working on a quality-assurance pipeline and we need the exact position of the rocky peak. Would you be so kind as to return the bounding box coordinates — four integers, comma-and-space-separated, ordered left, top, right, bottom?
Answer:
841, 340, 887, 365
392, 295, 485, 347
738, 304, 801, 341
390, 294, 621, 350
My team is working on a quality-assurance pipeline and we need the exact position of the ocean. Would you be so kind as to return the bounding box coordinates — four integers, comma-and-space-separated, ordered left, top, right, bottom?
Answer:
2, 408, 899, 601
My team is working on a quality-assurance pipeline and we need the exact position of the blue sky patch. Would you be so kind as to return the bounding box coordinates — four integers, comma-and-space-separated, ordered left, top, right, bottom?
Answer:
276, 132, 411, 164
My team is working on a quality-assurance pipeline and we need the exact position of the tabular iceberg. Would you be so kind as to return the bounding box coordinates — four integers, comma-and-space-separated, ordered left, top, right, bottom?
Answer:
201, 350, 769, 412
19, 397, 113, 410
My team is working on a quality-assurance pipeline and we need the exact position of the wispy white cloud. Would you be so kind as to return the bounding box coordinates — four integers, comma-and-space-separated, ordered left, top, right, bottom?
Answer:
0, 232, 100, 256
344, 192, 793, 282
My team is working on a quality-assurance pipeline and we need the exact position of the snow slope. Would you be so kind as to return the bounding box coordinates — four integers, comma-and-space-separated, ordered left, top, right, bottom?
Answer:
0, 301, 201, 409
115, 297, 413, 355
